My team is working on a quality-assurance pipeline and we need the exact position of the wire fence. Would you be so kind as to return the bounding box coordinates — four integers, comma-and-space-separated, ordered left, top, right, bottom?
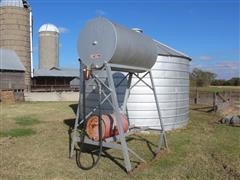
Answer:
190, 88, 239, 112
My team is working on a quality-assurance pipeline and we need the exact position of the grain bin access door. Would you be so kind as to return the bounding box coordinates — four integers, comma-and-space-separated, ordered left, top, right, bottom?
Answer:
70, 17, 168, 173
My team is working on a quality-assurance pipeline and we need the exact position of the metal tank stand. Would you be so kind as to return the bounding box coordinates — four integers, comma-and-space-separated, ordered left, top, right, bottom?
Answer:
70, 62, 168, 173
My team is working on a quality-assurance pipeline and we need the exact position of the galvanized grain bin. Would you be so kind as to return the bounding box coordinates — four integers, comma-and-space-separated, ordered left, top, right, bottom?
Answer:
127, 41, 191, 131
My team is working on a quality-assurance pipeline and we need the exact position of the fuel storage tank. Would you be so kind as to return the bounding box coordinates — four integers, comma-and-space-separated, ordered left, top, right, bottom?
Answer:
78, 17, 191, 131
38, 23, 59, 69
127, 41, 191, 131
0, 0, 32, 89
78, 17, 157, 72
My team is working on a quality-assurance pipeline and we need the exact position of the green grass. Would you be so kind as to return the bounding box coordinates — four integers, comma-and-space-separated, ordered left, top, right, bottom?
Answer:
15, 116, 41, 126
0, 102, 239, 179
190, 86, 240, 93
0, 128, 36, 137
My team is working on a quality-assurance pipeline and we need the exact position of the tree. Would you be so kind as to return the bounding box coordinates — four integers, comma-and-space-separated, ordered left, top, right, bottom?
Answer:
211, 79, 227, 86
191, 68, 216, 87
228, 77, 240, 86
211, 77, 240, 86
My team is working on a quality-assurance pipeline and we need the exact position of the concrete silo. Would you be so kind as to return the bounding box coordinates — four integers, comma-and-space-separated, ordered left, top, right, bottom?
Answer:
127, 41, 191, 131
38, 24, 59, 69
0, 0, 33, 90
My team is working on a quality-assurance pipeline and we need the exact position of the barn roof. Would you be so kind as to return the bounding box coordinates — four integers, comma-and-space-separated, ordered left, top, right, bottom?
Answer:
34, 68, 79, 77
154, 40, 191, 61
0, 48, 25, 71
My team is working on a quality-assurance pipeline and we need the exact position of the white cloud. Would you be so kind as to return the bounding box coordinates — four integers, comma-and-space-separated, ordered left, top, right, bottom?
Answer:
58, 27, 69, 34
96, 9, 106, 16
215, 61, 240, 70
198, 55, 212, 60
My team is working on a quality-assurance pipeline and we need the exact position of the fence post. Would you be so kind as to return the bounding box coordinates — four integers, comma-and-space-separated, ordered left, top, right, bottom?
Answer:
195, 88, 199, 104
229, 90, 232, 103
213, 92, 217, 112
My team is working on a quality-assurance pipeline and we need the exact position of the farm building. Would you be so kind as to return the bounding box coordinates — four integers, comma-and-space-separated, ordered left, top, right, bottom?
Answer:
32, 67, 79, 92
0, 48, 25, 90
31, 23, 79, 92
0, 0, 33, 91
0, 48, 25, 101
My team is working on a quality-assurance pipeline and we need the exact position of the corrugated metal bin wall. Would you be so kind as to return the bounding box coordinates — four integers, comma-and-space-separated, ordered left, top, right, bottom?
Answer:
127, 55, 190, 130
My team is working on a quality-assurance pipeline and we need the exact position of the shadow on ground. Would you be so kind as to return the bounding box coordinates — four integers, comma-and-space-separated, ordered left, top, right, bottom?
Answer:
69, 104, 78, 116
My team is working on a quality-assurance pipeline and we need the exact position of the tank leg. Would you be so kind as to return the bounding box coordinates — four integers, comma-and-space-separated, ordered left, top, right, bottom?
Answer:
149, 71, 168, 152
106, 64, 132, 172
70, 60, 84, 158
70, 105, 80, 158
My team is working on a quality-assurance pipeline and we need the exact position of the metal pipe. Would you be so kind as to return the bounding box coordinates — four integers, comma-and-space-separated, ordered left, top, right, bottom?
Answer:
70, 59, 84, 158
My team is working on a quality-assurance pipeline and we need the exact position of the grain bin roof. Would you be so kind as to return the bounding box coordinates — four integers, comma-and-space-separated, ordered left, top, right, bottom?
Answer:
34, 68, 79, 77
154, 40, 191, 61
0, 48, 25, 71
0, 0, 23, 7
39, 24, 59, 33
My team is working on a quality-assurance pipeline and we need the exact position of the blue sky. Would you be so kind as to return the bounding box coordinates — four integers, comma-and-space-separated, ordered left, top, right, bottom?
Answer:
30, 0, 239, 79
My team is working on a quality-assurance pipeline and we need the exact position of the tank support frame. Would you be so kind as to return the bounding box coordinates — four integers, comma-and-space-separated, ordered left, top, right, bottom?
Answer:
70, 61, 168, 172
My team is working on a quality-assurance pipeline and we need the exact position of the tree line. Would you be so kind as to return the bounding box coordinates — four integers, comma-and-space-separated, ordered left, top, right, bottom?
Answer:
190, 68, 240, 87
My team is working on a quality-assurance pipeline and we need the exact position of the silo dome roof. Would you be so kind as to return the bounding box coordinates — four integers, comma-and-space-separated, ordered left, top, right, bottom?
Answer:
0, 0, 23, 7
39, 24, 59, 33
